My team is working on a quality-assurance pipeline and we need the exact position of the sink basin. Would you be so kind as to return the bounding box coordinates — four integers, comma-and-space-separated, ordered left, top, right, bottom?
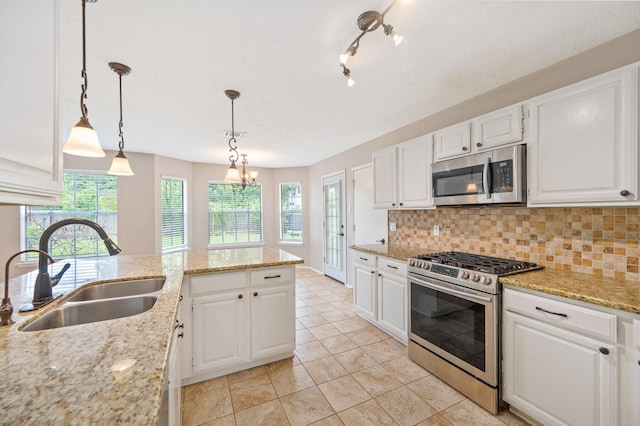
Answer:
66, 278, 165, 302
21, 296, 158, 332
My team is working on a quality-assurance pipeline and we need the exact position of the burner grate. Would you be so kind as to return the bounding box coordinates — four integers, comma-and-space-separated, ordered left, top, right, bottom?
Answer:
414, 251, 542, 275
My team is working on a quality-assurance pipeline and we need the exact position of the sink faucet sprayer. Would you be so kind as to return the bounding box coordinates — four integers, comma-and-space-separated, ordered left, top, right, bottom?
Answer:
27, 218, 121, 311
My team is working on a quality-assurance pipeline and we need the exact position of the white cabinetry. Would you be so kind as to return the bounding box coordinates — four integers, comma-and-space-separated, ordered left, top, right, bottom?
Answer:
434, 104, 523, 161
352, 250, 407, 342
503, 288, 617, 426
527, 63, 639, 206
0, 0, 63, 205
632, 319, 640, 425
181, 267, 295, 385
373, 134, 433, 209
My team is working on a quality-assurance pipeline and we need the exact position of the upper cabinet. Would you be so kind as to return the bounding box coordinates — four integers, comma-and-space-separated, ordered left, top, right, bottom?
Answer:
373, 134, 433, 209
0, 0, 62, 205
434, 104, 524, 162
527, 63, 639, 206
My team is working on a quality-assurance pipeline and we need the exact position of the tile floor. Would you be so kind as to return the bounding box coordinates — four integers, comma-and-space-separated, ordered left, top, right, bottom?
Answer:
181, 267, 530, 426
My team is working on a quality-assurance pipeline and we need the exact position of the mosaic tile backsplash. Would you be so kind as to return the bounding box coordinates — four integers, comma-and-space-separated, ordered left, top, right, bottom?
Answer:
388, 207, 640, 281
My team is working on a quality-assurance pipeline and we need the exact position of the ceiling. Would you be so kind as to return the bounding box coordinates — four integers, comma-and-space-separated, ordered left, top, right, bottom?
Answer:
58, 0, 640, 168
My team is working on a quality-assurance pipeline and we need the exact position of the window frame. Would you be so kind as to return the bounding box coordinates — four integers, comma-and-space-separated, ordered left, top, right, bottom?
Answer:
279, 182, 303, 244
207, 180, 264, 248
20, 171, 118, 261
161, 175, 188, 253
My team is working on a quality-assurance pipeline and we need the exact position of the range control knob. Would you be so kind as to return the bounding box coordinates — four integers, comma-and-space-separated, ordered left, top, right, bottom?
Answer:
416, 261, 422, 268
480, 276, 492, 285
409, 259, 415, 267
422, 262, 430, 270
461, 271, 470, 280
471, 273, 480, 282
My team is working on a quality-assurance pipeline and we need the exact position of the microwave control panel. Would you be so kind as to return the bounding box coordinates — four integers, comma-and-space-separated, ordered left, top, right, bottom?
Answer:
491, 159, 513, 193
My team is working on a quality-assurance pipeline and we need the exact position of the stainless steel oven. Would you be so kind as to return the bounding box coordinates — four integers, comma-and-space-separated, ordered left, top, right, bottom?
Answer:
407, 252, 542, 414
409, 273, 498, 386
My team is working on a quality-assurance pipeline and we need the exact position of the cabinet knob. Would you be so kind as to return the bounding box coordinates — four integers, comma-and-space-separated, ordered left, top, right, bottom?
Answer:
238, 294, 243, 299
462, 146, 468, 151
599, 347, 610, 355
391, 203, 396, 207
620, 189, 631, 197
399, 202, 403, 206
254, 292, 258, 297
476, 142, 483, 147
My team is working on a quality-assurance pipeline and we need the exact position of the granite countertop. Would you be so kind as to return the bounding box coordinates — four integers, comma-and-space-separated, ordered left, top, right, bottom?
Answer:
350, 244, 640, 316
0, 247, 302, 424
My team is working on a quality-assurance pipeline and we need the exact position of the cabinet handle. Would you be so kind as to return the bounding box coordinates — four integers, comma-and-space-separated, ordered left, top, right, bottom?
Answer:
178, 332, 184, 339
476, 142, 483, 147
174, 320, 184, 330
359, 257, 369, 261
387, 265, 398, 270
535, 306, 568, 318
620, 189, 631, 197
254, 292, 258, 297
264, 275, 281, 279
238, 294, 243, 299
462, 146, 468, 151
599, 347, 610, 355
179, 294, 183, 302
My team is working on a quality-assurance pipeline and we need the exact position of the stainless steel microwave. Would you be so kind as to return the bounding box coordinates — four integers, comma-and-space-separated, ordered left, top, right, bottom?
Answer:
431, 144, 526, 206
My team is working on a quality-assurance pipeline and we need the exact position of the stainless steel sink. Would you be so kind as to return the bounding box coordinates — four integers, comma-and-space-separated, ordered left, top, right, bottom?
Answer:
21, 296, 158, 332
66, 278, 166, 302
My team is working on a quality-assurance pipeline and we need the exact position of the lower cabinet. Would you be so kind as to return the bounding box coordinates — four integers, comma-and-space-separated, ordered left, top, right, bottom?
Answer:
503, 288, 617, 426
181, 266, 295, 385
352, 250, 407, 342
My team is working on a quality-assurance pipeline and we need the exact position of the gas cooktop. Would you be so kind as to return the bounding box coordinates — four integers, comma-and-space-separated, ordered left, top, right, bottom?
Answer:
410, 251, 543, 276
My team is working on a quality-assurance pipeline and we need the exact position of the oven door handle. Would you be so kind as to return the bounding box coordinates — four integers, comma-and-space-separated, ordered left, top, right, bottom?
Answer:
483, 156, 491, 199
412, 277, 493, 304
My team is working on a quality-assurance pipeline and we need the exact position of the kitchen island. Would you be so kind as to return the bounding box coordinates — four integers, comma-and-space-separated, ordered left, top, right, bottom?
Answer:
0, 247, 302, 424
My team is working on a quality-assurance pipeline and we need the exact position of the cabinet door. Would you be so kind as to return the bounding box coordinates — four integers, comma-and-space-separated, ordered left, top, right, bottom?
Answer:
528, 65, 638, 205
251, 284, 295, 360
473, 104, 523, 151
377, 272, 406, 342
354, 264, 377, 321
503, 311, 616, 426
373, 147, 397, 208
0, 0, 62, 205
192, 291, 249, 374
398, 135, 433, 208
434, 122, 471, 161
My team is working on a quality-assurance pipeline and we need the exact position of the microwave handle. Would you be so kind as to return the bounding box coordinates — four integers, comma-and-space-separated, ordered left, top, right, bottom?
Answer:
483, 157, 491, 199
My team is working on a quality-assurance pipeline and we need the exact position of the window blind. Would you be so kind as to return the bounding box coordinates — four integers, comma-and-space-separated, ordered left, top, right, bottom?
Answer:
161, 178, 186, 251
280, 183, 302, 241
208, 183, 263, 245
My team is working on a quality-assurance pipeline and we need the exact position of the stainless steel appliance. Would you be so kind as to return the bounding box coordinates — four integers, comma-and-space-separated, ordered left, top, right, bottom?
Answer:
431, 144, 526, 206
407, 251, 542, 414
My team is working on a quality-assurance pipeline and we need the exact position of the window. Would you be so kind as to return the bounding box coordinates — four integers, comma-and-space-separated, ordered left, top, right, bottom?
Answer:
161, 177, 187, 251
208, 182, 262, 246
280, 182, 302, 242
22, 173, 117, 260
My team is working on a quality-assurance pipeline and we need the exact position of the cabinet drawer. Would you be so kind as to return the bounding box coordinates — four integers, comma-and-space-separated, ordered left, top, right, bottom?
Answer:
378, 257, 407, 278
250, 267, 294, 287
634, 319, 640, 348
504, 288, 617, 342
190, 271, 247, 295
353, 251, 376, 268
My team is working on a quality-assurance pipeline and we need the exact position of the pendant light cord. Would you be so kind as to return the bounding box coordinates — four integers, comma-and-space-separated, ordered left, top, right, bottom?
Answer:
118, 73, 125, 151
228, 96, 239, 163
80, 0, 89, 118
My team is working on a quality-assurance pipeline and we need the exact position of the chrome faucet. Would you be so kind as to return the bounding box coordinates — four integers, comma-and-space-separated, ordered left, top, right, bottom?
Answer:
1, 250, 54, 326
30, 218, 121, 310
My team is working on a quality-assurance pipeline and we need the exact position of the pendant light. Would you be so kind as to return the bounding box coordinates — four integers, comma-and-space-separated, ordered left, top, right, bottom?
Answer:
224, 90, 242, 183
107, 62, 134, 176
63, 0, 105, 157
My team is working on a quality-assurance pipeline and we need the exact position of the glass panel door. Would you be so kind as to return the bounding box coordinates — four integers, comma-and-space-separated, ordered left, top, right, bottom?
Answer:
323, 172, 345, 283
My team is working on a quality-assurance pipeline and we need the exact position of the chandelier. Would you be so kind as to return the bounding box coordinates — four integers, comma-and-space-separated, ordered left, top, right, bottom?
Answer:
223, 90, 258, 189
339, 0, 404, 87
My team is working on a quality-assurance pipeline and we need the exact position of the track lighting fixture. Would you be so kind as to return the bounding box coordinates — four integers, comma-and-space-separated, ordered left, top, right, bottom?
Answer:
223, 90, 258, 189
107, 62, 134, 176
63, 0, 104, 157
339, 0, 404, 86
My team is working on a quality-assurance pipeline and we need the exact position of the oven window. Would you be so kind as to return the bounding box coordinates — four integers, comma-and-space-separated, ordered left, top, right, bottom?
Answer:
432, 165, 484, 197
410, 282, 486, 372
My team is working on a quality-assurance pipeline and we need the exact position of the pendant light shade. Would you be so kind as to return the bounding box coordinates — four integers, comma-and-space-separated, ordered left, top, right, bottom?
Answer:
107, 62, 133, 176
63, 0, 105, 157
108, 150, 134, 176
64, 116, 104, 157
224, 161, 242, 183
